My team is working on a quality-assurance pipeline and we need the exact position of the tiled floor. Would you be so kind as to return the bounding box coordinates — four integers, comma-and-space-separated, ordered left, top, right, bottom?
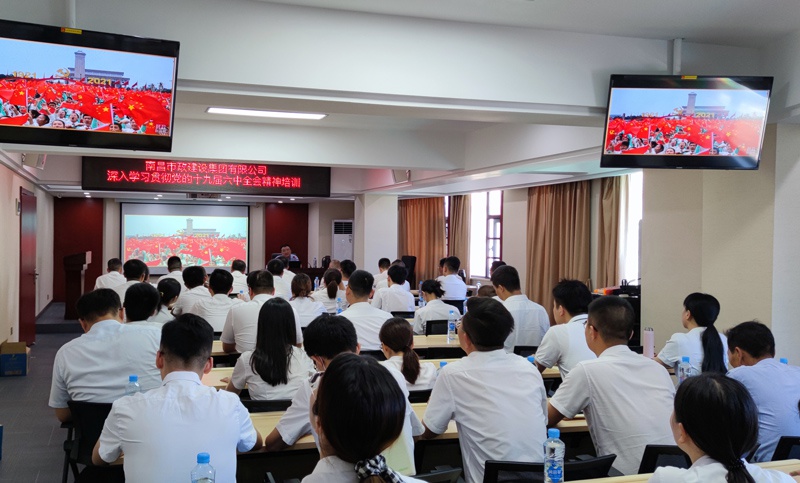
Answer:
0, 332, 79, 482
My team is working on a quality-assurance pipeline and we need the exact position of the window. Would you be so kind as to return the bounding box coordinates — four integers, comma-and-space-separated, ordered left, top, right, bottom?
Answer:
468, 190, 503, 277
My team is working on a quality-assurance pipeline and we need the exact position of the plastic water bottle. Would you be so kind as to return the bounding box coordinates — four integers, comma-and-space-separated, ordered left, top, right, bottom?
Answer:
125, 375, 140, 396
544, 428, 565, 483
447, 310, 457, 343
336, 297, 343, 314
418, 282, 426, 307
313, 277, 320, 291
191, 452, 215, 483
476, 281, 481, 293
527, 355, 536, 365
780, 358, 789, 364
678, 356, 692, 384
434, 361, 447, 382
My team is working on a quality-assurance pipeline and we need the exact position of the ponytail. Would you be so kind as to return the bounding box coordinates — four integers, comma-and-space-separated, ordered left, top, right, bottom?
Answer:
683, 293, 726, 373
401, 346, 421, 385
379, 317, 420, 384
722, 459, 756, 483
700, 324, 726, 373
323, 269, 342, 300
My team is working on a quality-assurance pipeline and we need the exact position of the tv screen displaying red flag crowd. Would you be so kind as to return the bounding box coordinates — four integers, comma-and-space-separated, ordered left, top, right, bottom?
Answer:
0, 19, 179, 151
601, 75, 772, 170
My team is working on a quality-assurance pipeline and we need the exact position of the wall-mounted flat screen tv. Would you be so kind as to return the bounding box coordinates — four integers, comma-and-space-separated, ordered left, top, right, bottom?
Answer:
601, 75, 773, 170
0, 19, 179, 152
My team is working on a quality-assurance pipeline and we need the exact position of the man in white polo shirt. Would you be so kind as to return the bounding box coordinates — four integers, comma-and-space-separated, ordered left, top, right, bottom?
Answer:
189, 269, 243, 332
372, 257, 391, 288
436, 256, 467, 300
266, 258, 292, 301
340, 270, 392, 351
93, 258, 125, 290
159, 256, 186, 293
230, 259, 249, 301
491, 265, 550, 352
111, 259, 148, 305
548, 296, 675, 475
535, 279, 596, 378
170, 266, 211, 316
422, 297, 548, 483
371, 264, 415, 313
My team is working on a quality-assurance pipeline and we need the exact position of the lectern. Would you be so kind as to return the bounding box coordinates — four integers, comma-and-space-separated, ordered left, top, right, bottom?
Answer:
64, 251, 91, 320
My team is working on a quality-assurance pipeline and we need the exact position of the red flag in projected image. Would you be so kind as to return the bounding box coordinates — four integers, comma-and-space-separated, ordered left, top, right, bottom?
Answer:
0, 114, 29, 125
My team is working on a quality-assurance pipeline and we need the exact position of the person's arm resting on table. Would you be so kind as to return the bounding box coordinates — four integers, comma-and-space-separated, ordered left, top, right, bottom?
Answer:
547, 364, 589, 427
420, 375, 453, 440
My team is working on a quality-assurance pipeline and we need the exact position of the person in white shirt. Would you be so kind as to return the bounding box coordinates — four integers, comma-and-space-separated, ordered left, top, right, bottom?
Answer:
421, 297, 548, 483
289, 273, 326, 327
548, 296, 675, 475
648, 373, 795, 483
111, 259, 148, 305
159, 255, 186, 293
311, 268, 348, 314
92, 314, 262, 481
375, 259, 411, 292
436, 256, 467, 300
535, 279, 596, 378
303, 353, 425, 483
413, 279, 460, 335
149, 277, 181, 323
372, 257, 391, 288
267, 258, 292, 300
122, 282, 161, 325
655, 292, 728, 374
340, 270, 393, 351
380, 317, 436, 391
725, 321, 800, 462
371, 265, 415, 313
491, 265, 550, 352
93, 258, 125, 290
340, 259, 357, 288
49, 289, 162, 423
226, 297, 313, 400
188, 269, 243, 332
170, 266, 211, 316
220, 270, 303, 354
230, 259, 250, 301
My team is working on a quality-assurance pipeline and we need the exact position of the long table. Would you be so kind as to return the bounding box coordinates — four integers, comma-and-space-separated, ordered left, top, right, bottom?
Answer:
570, 459, 800, 483
214, 335, 469, 357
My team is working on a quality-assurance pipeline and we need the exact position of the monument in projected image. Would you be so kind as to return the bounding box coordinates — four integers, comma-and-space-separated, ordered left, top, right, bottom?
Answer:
123, 215, 247, 268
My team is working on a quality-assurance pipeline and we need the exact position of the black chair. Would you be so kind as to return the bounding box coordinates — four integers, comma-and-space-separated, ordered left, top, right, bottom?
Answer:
425, 319, 448, 336
61, 421, 75, 483
321, 255, 331, 270
745, 443, 761, 462
213, 351, 241, 367
415, 466, 463, 482
241, 398, 293, 413
360, 350, 387, 361
513, 345, 538, 357
264, 472, 301, 483
772, 436, 800, 460
401, 255, 417, 286
408, 389, 433, 403
66, 401, 125, 482
425, 346, 467, 359
637, 444, 691, 474
442, 299, 465, 313
414, 438, 464, 475
391, 311, 416, 319
213, 331, 222, 340
482, 454, 616, 483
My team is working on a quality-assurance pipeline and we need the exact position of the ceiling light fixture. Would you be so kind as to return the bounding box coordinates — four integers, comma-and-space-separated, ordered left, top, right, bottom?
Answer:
278, 200, 283, 204
206, 107, 327, 120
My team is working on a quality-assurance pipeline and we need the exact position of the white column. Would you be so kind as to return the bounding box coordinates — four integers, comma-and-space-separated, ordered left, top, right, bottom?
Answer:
354, 194, 398, 271
501, 188, 529, 293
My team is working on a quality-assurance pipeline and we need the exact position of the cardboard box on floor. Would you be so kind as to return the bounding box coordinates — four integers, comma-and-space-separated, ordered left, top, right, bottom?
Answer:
0, 341, 29, 376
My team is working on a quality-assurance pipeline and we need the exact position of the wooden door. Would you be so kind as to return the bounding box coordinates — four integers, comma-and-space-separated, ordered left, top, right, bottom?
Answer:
19, 188, 36, 345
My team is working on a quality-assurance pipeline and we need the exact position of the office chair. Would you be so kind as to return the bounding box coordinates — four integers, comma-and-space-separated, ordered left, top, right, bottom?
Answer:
637, 445, 691, 473
425, 319, 448, 335
241, 398, 293, 413
483, 454, 616, 482
772, 436, 800, 461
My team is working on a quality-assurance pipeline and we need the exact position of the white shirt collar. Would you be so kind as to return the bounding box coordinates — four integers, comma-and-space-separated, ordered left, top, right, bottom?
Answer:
598, 344, 633, 358
162, 371, 202, 386
87, 319, 122, 334
568, 314, 588, 324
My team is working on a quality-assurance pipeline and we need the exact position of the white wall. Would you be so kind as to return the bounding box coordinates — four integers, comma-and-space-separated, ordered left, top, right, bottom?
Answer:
500, 188, 529, 293
35, 187, 54, 315
308, 201, 355, 263
354, 194, 397, 270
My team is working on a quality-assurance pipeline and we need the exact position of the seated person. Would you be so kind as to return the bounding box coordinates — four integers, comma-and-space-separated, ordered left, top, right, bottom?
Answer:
375, 260, 411, 292
476, 284, 497, 298
49, 289, 162, 422
94, 258, 125, 289
277, 243, 299, 262
289, 273, 326, 328
226, 298, 314, 400
123, 282, 161, 325
92, 314, 262, 481
535, 279, 596, 378
655, 292, 728, 374
491, 265, 550, 351
159, 256, 186, 293
648, 373, 795, 483
111, 259, 148, 304
230, 259, 249, 300
311, 268, 348, 314
379, 318, 436, 391
303, 353, 425, 483
422, 297, 548, 483
339, 270, 393, 350
412, 279, 460, 335
171, 266, 211, 316
436, 256, 467, 300
149, 278, 181, 323
188, 269, 243, 332
340, 259, 357, 287
372, 257, 391, 288
726, 321, 800, 462
266, 258, 292, 301
548, 296, 675, 475
371, 265, 415, 313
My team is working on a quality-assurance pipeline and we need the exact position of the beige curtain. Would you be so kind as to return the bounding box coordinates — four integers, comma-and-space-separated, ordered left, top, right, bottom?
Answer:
526, 181, 591, 323
398, 198, 446, 284
597, 176, 623, 288
447, 195, 471, 281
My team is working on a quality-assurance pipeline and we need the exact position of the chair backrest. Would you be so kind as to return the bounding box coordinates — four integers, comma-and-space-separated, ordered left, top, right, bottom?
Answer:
513, 345, 538, 357
772, 436, 800, 461
415, 466, 463, 483
442, 299, 465, 313
66, 401, 114, 466
425, 319, 448, 336
483, 454, 616, 483
425, 346, 467, 359
408, 389, 433, 403
637, 444, 691, 474
360, 350, 387, 361
401, 256, 417, 286
241, 398, 293, 413
391, 311, 416, 319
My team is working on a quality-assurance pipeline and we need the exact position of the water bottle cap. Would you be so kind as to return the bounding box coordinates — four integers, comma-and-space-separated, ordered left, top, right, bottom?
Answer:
527, 355, 535, 364
128, 375, 138, 382
449, 310, 454, 315
780, 358, 789, 364
196, 452, 210, 464
439, 361, 447, 368
681, 356, 690, 363
547, 428, 560, 439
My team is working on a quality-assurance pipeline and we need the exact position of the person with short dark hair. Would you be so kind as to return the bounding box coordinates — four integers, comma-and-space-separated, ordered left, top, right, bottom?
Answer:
436, 256, 467, 300
548, 296, 675, 475
311, 268, 348, 314
160, 255, 186, 293
94, 258, 125, 289
649, 373, 795, 483
375, 259, 411, 292
289, 273, 326, 328
438, 257, 447, 277
230, 259, 249, 300
123, 283, 161, 324
371, 265, 415, 312
92, 314, 262, 481
422, 297, 548, 483
49, 289, 161, 423
276, 243, 299, 262
380, 318, 436, 390
188, 269, 243, 332
412, 279, 461, 335
339, 259, 357, 286
112, 259, 148, 304
304, 353, 426, 483
535, 279, 596, 378
372, 257, 392, 288
267, 258, 292, 300
489, 260, 506, 276
340, 270, 393, 350
150, 277, 181, 323
476, 284, 497, 298
725, 321, 800, 462
491, 265, 550, 351
171, 266, 211, 316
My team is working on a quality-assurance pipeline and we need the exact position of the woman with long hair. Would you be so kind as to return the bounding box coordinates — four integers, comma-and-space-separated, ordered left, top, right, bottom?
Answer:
150, 277, 182, 323
290, 273, 326, 328
379, 318, 436, 390
311, 268, 348, 314
303, 353, 424, 483
412, 279, 460, 335
649, 373, 794, 482
225, 298, 313, 400
655, 293, 727, 374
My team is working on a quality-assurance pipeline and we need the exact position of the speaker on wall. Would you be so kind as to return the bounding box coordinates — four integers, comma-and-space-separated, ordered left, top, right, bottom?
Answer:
22, 153, 47, 170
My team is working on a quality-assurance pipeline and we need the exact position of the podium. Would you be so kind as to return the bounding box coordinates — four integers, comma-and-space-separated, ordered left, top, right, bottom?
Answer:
64, 251, 91, 320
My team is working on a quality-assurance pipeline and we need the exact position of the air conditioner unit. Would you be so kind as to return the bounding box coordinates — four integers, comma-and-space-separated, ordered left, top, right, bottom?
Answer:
332, 219, 353, 261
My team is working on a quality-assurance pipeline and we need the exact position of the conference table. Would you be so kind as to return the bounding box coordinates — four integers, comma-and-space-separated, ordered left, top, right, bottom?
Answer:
570, 459, 800, 483
213, 335, 466, 356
